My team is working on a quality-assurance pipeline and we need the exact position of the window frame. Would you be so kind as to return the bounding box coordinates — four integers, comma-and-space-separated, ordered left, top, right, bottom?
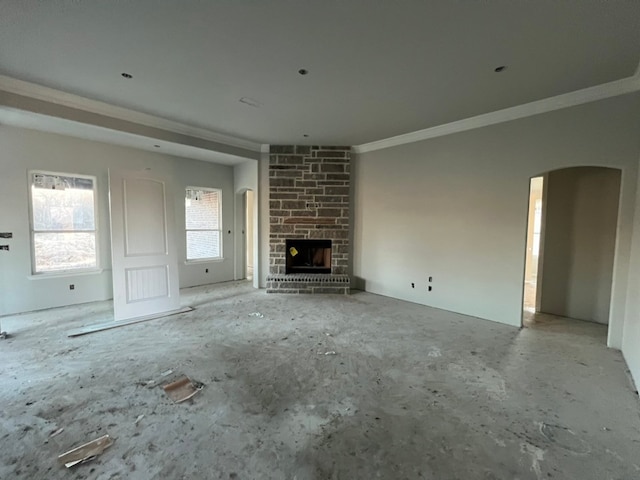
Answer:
184, 186, 223, 262
28, 170, 100, 275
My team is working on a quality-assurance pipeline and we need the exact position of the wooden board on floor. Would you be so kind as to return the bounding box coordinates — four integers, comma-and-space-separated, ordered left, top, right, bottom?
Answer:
67, 306, 194, 337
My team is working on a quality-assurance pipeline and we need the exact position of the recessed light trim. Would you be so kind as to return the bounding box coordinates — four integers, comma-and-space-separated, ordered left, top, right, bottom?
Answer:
121, 72, 133, 79
494, 66, 507, 73
298, 69, 309, 75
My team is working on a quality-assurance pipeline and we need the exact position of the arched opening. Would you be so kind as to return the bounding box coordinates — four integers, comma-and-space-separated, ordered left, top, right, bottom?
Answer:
522, 167, 622, 331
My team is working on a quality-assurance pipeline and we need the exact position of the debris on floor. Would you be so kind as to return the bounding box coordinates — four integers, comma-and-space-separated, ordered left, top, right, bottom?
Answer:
58, 434, 114, 468
163, 376, 204, 403
323, 351, 337, 355
248, 312, 264, 318
141, 369, 175, 388
49, 427, 64, 438
134, 414, 144, 425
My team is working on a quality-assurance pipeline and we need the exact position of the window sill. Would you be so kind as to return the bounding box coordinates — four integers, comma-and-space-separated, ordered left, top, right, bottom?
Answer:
28, 268, 105, 280
184, 258, 225, 265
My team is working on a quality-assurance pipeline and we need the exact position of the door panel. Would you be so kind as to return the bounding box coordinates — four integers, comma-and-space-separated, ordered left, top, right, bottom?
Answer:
124, 178, 167, 255
109, 170, 180, 321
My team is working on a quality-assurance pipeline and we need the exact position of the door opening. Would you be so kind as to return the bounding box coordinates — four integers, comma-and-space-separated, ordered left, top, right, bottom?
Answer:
523, 176, 544, 315
522, 167, 621, 333
245, 189, 254, 281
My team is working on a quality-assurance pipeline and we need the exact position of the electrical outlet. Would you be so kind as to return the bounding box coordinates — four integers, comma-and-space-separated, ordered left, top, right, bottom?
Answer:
205, 268, 209, 273
69, 284, 75, 290
428, 286, 432, 292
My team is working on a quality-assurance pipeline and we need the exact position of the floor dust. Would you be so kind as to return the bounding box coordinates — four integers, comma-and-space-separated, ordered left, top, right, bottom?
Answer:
1, 281, 639, 479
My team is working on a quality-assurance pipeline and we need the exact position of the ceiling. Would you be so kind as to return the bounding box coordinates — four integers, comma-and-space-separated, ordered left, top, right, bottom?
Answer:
1, 1, 639, 148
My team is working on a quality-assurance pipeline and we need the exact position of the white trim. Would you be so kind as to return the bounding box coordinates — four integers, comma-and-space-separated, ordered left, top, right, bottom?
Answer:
184, 258, 225, 265
353, 75, 640, 154
260, 144, 270, 153
28, 268, 104, 280
0, 75, 262, 153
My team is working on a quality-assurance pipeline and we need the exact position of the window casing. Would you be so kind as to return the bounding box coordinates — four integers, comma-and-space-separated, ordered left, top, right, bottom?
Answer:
29, 172, 98, 274
185, 187, 222, 261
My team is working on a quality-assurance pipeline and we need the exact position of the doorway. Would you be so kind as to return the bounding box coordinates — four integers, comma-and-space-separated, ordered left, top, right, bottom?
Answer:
245, 189, 254, 280
522, 167, 621, 328
523, 177, 544, 314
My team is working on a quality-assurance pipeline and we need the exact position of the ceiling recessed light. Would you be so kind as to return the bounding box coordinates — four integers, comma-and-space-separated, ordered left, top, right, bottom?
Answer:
121, 72, 133, 79
298, 69, 308, 75
494, 66, 506, 73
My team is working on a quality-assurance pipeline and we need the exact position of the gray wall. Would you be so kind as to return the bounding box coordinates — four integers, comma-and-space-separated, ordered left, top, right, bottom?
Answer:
0, 126, 237, 316
539, 167, 621, 324
354, 93, 640, 348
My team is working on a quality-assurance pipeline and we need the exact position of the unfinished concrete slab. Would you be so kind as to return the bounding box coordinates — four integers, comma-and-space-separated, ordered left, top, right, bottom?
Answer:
0, 281, 638, 479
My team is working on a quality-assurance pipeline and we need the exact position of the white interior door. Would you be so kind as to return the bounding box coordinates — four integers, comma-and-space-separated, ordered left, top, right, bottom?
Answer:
109, 169, 180, 321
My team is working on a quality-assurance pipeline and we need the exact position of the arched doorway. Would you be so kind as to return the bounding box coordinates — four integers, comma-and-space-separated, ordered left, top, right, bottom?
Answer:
522, 167, 622, 329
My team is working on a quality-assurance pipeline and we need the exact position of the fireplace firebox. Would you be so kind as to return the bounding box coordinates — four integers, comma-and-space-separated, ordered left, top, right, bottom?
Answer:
285, 239, 332, 274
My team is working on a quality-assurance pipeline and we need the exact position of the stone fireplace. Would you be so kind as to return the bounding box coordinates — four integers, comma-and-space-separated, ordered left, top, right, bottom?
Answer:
266, 145, 351, 294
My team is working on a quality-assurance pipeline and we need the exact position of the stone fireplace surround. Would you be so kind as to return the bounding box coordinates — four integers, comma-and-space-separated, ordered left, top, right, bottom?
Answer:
266, 145, 351, 294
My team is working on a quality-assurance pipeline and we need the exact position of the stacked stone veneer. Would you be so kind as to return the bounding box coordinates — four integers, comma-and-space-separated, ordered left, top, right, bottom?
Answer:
266, 145, 351, 294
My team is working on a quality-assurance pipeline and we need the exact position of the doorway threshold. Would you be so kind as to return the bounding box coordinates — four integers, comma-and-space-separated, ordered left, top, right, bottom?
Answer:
67, 306, 194, 337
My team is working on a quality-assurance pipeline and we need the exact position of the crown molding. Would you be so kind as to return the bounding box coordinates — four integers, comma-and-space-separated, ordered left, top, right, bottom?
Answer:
353, 74, 640, 154
0, 75, 262, 153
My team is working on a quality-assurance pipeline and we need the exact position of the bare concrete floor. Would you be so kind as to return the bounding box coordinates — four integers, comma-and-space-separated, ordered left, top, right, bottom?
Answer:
1, 281, 639, 480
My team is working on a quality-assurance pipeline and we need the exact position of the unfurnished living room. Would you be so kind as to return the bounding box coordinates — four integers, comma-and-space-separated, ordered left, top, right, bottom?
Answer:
1, 1, 640, 479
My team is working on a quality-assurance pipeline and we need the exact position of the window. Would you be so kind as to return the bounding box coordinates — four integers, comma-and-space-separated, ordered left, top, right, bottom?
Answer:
185, 187, 222, 261
30, 172, 98, 273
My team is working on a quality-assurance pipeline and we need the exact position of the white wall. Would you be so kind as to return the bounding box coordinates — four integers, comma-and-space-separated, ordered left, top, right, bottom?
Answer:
246, 189, 255, 272
539, 167, 621, 324
258, 150, 270, 288
623, 162, 640, 394
354, 93, 640, 347
0, 126, 238, 316
233, 159, 258, 287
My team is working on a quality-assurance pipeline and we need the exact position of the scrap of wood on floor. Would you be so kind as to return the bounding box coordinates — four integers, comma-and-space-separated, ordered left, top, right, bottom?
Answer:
58, 434, 113, 468
163, 376, 204, 403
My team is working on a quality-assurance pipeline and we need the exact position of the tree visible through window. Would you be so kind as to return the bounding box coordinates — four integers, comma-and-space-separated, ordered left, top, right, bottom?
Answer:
185, 187, 221, 260
30, 172, 98, 273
